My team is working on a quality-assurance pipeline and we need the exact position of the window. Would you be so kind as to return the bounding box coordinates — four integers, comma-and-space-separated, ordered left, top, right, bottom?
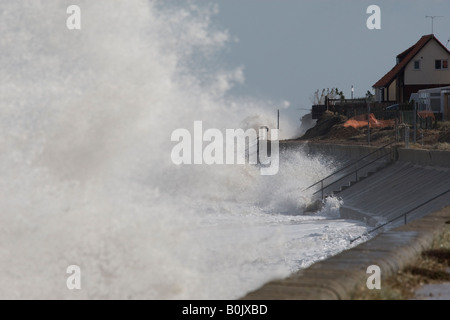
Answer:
414, 60, 420, 70
435, 59, 448, 70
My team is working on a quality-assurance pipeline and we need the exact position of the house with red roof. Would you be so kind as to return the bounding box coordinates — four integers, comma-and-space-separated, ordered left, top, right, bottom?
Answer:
373, 34, 450, 104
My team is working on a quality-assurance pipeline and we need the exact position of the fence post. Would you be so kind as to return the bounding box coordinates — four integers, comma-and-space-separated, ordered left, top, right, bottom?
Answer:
413, 103, 416, 144
367, 103, 371, 145
395, 119, 398, 143
405, 126, 410, 149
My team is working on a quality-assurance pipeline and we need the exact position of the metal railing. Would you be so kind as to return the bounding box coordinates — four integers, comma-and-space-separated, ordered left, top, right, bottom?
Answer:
350, 188, 450, 244
303, 141, 396, 199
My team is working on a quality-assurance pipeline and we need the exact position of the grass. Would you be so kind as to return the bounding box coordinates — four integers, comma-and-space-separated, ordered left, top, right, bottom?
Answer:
433, 142, 450, 150
300, 119, 450, 149
436, 121, 450, 131
350, 222, 450, 300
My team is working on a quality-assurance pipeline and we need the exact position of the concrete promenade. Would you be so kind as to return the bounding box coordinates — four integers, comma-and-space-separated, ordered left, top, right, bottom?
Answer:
241, 142, 450, 300
242, 206, 450, 300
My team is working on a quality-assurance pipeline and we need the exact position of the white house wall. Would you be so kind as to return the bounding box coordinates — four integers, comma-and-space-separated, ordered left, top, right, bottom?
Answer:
388, 80, 396, 101
404, 39, 450, 85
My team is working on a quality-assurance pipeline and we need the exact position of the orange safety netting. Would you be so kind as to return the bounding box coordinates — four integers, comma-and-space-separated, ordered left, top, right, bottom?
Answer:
344, 113, 395, 129
418, 111, 435, 120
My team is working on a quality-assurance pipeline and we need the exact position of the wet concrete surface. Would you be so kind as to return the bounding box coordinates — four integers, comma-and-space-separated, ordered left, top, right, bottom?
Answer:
241, 207, 450, 300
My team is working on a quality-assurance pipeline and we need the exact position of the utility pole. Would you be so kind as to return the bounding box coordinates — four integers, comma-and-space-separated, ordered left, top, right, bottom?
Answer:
425, 16, 443, 34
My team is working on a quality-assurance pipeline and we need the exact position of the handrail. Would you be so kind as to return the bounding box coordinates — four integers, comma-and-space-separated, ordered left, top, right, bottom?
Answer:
303, 141, 395, 192
312, 149, 394, 196
302, 141, 396, 199
350, 188, 450, 244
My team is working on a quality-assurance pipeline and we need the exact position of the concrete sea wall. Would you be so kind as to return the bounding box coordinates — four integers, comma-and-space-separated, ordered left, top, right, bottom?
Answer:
281, 141, 450, 167
241, 141, 450, 300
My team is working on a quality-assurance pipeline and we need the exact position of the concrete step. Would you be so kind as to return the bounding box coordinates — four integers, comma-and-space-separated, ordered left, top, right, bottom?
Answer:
332, 163, 392, 196
338, 162, 450, 227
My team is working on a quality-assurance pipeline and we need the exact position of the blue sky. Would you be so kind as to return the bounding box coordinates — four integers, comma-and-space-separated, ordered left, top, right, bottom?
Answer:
212, 0, 450, 125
